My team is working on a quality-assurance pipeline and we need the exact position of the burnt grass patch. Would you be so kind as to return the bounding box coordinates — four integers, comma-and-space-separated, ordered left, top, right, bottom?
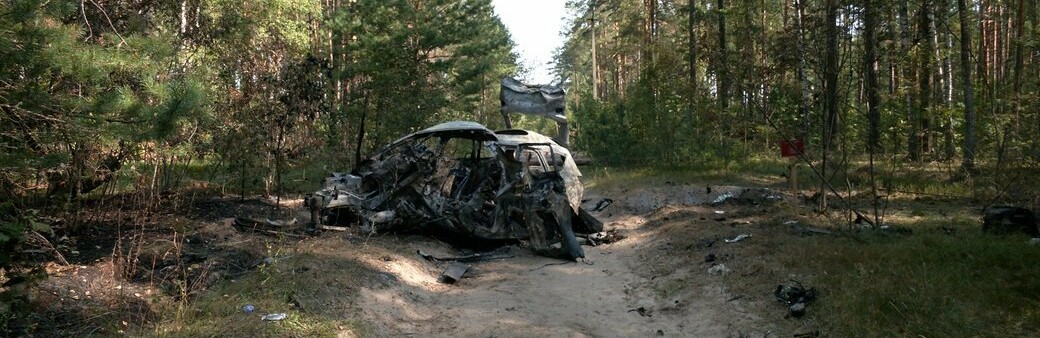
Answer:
12, 189, 310, 336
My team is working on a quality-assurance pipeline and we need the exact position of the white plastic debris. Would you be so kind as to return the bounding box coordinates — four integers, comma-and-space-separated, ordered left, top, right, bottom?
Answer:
724, 234, 751, 243
712, 192, 734, 204
261, 313, 287, 321
707, 264, 731, 276
368, 210, 397, 223
713, 210, 726, 215
265, 218, 297, 227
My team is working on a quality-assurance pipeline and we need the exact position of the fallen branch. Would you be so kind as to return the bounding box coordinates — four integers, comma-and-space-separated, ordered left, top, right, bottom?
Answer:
417, 249, 515, 263
25, 230, 69, 266
232, 218, 306, 238
318, 225, 349, 232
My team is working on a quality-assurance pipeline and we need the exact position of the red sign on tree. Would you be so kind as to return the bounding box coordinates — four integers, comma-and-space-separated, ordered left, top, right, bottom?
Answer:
780, 138, 804, 157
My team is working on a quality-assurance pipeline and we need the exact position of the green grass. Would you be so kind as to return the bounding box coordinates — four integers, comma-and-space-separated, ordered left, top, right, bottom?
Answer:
789, 230, 1040, 337
582, 154, 792, 188
145, 253, 371, 337
596, 162, 1040, 337
581, 155, 982, 199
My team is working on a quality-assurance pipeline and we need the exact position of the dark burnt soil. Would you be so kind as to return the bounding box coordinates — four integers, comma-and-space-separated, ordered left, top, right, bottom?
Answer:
11, 183, 854, 337
13, 190, 309, 336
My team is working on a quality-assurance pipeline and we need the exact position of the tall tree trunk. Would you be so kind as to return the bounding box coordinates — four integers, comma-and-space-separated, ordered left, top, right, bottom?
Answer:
688, 0, 697, 110
944, 28, 957, 159
795, 0, 809, 142
716, 0, 729, 112
900, 0, 914, 157
887, 7, 897, 95
912, 0, 934, 161
354, 94, 369, 169
978, 0, 990, 95
1012, 0, 1025, 92
864, 0, 882, 225
180, 0, 188, 36
935, 0, 956, 160
864, 0, 881, 151
591, 1, 600, 101
821, 0, 839, 210
958, 0, 977, 171
1033, 0, 1040, 159
643, 0, 658, 65
644, 0, 659, 109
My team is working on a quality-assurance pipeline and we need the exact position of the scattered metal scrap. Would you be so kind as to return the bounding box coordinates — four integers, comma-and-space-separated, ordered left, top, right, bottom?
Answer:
306, 121, 602, 260
417, 249, 515, 263
234, 217, 297, 228
577, 229, 625, 246
983, 206, 1039, 236
499, 77, 568, 146
711, 188, 784, 206
438, 262, 469, 284
627, 306, 652, 317
232, 217, 306, 238
724, 234, 751, 243
785, 221, 833, 236
707, 264, 731, 276
711, 192, 735, 205
592, 198, 614, 212
260, 313, 288, 321
775, 280, 817, 318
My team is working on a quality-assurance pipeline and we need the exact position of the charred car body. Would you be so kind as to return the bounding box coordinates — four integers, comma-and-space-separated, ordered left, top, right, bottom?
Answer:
306, 121, 601, 260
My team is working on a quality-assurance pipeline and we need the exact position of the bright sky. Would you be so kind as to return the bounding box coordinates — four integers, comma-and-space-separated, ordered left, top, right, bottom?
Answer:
492, 0, 568, 85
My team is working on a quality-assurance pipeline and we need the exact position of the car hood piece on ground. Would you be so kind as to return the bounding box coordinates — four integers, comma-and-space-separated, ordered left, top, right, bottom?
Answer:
306, 121, 600, 260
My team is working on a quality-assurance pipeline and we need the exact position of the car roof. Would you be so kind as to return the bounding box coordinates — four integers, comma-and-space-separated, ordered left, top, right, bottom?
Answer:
411, 121, 497, 141
494, 129, 559, 147
379, 121, 498, 153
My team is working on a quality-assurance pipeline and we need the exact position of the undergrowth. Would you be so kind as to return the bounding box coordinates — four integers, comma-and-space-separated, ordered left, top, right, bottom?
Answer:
147, 251, 370, 337
794, 231, 1040, 337
594, 163, 1040, 337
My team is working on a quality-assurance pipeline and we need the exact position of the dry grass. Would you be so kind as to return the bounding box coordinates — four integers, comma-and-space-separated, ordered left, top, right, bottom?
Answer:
146, 247, 374, 337
794, 230, 1040, 337
595, 164, 1040, 337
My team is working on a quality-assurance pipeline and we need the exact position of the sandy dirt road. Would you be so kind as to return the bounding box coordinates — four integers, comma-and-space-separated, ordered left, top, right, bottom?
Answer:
354, 186, 768, 337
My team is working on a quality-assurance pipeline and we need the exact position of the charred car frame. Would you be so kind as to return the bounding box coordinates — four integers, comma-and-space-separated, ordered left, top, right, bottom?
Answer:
306, 121, 600, 260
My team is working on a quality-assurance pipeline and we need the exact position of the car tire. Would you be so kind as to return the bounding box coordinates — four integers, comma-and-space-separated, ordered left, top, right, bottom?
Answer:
554, 214, 584, 260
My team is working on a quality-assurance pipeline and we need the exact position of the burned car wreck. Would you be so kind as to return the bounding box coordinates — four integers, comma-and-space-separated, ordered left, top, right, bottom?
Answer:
306, 121, 601, 260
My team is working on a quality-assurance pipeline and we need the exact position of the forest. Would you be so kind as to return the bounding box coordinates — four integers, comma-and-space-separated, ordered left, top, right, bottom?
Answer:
560, 0, 1039, 172
1, 0, 1039, 336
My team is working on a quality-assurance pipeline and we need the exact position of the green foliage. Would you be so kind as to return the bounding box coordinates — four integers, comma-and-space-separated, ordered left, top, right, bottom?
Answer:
0, 203, 28, 266
557, 0, 1040, 171
1, 0, 213, 196
328, 0, 516, 158
801, 231, 1040, 337
152, 78, 212, 140
0, 202, 50, 336
1, 0, 517, 202
147, 252, 370, 337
